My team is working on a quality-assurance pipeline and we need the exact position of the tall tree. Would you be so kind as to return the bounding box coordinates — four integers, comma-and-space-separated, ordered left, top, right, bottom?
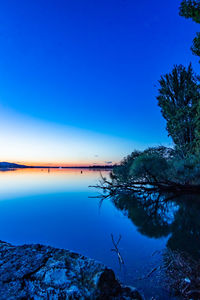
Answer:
157, 64, 200, 157
179, 0, 200, 57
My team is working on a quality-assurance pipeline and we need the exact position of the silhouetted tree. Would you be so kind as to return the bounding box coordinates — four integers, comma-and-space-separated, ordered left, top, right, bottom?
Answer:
94, 3, 200, 196
157, 64, 200, 157
179, 0, 200, 57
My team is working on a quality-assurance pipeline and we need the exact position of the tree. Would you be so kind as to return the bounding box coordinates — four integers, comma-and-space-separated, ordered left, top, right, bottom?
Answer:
157, 64, 200, 157
93, 1, 200, 199
112, 150, 142, 181
179, 0, 200, 57
180, 0, 200, 23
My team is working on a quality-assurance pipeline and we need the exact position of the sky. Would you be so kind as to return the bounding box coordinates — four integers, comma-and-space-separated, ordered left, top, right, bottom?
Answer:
0, 0, 199, 166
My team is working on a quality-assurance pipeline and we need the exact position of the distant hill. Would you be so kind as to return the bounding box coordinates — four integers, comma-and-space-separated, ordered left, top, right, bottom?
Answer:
0, 162, 28, 169
0, 162, 114, 169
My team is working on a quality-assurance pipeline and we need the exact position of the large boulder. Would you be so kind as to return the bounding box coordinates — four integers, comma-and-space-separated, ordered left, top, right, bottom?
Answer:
0, 241, 142, 299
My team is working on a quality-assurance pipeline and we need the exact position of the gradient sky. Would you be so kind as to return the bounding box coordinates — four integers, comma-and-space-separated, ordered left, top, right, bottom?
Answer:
0, 0, 199, 166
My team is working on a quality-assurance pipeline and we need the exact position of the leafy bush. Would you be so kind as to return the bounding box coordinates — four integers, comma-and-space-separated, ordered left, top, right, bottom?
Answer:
112, 146, 200, 186
129, 152, 170, 182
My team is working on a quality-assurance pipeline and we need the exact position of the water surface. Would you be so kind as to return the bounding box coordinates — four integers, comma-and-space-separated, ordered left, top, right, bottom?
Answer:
0, 168, 195, 299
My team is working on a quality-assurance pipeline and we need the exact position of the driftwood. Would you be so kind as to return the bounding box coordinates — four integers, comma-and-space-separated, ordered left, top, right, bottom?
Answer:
90, 174, 200, 196
133, 266, 160, 282
110, 234, 124, 268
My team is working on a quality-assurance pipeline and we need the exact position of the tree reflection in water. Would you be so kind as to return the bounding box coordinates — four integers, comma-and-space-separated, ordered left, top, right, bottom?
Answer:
110, 192, 200, 257
108, 192, 200, 298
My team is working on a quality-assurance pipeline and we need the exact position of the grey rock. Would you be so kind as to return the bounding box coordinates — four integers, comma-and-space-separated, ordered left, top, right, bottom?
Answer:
0, 240, 142, 299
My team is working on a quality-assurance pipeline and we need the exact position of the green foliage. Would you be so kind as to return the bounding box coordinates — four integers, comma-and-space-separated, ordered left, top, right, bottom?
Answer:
192, 32, 200, 57
171, 155, 200, 184
179, 0, 200, 57
195, 97, 200, 152
112, 150, 142, 181
157, 64, 200, 157
113, 146, 176, 182
129, 149, 171, 182
180, 0, 200, 23
112, 3, 200, 189
113, 146, 200, 186
113, 147, 172, 183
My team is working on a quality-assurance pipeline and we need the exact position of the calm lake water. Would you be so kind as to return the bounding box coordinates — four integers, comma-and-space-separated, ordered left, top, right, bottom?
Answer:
0, 168, 198, 299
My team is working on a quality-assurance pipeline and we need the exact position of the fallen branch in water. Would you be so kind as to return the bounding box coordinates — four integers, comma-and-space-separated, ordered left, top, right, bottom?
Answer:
90, 178, 200, 196
133, 266, 160, 282
146, 266, 159, 278
89, 168, 200, 196
111, 234, 124, 268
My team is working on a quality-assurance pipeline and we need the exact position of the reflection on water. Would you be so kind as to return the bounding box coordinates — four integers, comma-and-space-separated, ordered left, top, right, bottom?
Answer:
111, 192, 200, 258
0, 169, 199, 298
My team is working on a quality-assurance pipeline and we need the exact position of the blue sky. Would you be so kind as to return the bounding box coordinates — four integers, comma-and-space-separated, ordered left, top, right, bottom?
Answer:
0, 0, 199, 165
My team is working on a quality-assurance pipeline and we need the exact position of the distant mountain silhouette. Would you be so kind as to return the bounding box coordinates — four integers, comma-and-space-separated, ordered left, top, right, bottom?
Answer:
0, 162, 28, 169
0, 162, 113, 169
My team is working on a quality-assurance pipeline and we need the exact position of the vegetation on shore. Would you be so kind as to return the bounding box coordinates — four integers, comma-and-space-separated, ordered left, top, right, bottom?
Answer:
94, 2, 200, 298
98, 1, 200, 196
91, 2, 200, 299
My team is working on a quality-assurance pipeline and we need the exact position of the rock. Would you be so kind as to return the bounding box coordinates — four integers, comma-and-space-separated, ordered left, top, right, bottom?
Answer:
0, 241, 142, 299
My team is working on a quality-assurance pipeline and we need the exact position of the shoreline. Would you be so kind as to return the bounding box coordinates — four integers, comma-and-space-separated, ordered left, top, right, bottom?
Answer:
0, 240, 142, 299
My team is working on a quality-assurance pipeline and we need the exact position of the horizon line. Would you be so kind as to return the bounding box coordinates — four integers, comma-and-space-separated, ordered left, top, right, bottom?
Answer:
0, 161, 115, 168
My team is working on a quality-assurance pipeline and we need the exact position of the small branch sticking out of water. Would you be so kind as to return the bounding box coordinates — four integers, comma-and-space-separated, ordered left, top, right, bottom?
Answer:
111, 234, 124, 268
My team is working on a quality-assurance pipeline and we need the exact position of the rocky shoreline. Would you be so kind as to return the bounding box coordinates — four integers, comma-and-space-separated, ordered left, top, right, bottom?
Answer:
0, 241, 142, 299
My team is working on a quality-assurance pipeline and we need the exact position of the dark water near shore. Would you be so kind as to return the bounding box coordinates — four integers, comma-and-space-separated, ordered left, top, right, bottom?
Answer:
0, 168, 198, 299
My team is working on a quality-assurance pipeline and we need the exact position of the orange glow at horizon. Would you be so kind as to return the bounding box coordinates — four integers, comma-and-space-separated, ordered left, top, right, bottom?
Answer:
15, 161, 115, 167
0, 108, 143, 167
